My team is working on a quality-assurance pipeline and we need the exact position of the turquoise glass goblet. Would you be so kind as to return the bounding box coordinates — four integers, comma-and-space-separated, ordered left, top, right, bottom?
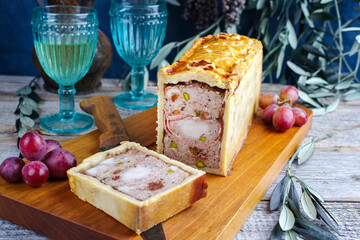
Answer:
110, 0, 168, 110
32, 6, 98, 134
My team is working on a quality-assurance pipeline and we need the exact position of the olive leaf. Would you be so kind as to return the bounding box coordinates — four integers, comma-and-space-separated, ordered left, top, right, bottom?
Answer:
312, 197, 340, 225
150, 42, 176, 70
344, 91, 360, 101
279, 206, 295, 231
293, 225, 338, 240
270, 223, 283, 240
14, 86, 31, 96
313, 200, 341, 235
18, 127, 27, 138
301, 191, 317, 220
306, 77, 328, 85
298, 90, 322, 108
270, 175, 288, 210
335, 79, 353, 90
287, 61, 311, 76
294, 218, 339, 240
174, 36, 198, 62
20, 115, 35, 128
325, 95, 340, 113
288, 180, 300, 210
284, 230, 298, 240
286, 20, 297, 49
297, 140, 315, 165
276, 46, 286, 78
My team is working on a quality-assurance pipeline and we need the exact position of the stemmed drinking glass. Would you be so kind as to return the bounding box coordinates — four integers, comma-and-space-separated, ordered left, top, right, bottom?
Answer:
32, 6, 98, 134
109, 0, 168, 110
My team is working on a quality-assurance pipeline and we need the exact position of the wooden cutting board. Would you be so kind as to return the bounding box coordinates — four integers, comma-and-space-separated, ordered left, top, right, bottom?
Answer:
0, 106, 312, 240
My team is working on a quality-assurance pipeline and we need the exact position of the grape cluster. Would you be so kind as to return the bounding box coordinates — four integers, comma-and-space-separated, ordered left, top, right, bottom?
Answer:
259, 86, 308, 132
183, 0, 218, 32
0, 132, 77, 187
222, 0, 246, 28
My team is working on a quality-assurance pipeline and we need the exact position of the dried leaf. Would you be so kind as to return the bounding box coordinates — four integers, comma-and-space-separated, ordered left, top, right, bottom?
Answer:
297, 140, 315, 165
279, 206, 295, 231
270, 175, 288, 210
341, 27, 360, 32
349, 40, 360, 56
300, 2, 314, 28
213, 26, 221, 35
301, 191, 317, 220
270, 223, 283, 240
150, 42, 176, 70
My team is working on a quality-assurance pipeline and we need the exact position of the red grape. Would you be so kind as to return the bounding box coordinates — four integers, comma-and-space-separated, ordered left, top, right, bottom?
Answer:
259, 93, 279, 109
41, 140, 62, 161
22, 161, 49, 186
280, 86, 299, 103
261, 104, 279, 124
0, 157, 25, 183
272, 106, 295, 132
19, 132, 46, 161
43, 149, 77, 179
292, 107, 308, 126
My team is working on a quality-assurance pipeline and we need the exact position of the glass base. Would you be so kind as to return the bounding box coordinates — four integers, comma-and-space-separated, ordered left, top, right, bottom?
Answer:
40, 113, 94, 134
114, 92, 157, 110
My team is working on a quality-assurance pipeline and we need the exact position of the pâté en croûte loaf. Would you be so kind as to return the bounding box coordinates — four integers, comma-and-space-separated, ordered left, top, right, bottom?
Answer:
67, 141, 207, 234
157, 33, 263, 176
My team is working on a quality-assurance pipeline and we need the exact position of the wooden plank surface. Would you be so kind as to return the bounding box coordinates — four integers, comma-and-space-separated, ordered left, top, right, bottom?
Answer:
0, 76, 359, 239
0, 100, 312, 239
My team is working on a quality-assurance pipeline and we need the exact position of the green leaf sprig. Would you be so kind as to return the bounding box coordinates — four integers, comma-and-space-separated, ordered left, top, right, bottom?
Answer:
14, 76, 42, 140
249, 0, 360, 116
269, 134, 340, 240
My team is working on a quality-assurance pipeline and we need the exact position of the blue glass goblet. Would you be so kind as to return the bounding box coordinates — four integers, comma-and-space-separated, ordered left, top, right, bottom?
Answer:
110, 0, 168, 110
32, 6, 98, 134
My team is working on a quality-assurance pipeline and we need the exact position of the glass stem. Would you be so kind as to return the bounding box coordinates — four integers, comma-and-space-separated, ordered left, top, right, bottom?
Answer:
58, 85, 76, 119
130, 66, 145, 98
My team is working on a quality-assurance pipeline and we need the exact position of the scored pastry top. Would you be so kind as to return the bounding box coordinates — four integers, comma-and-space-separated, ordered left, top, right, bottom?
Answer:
158, 33, 263, 91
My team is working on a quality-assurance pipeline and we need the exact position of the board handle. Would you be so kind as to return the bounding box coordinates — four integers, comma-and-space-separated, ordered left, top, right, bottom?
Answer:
80, 96, 130, 150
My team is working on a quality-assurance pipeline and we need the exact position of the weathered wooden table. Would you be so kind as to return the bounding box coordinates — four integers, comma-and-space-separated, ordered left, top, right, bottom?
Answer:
0, 75, 359, 239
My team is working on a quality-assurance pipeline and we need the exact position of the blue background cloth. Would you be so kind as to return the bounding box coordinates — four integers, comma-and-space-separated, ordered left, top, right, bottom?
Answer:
0, 1, 358, 81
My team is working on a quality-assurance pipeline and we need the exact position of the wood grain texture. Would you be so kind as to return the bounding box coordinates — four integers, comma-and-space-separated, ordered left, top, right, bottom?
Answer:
1, 76, 359, 239
0, 101, 312, 239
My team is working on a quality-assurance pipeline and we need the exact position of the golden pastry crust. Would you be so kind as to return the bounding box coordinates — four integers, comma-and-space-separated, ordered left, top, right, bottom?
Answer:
158, 33, 262, 92
157, 33, 263, 176
67, 141, 207, 234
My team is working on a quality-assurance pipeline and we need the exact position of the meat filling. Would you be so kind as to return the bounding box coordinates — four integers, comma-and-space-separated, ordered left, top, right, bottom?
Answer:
84, 149, 191, 201
163, 81, 225, 169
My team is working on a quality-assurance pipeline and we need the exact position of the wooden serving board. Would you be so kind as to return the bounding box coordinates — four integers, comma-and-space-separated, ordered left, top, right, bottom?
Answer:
0, 106, 312, 240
